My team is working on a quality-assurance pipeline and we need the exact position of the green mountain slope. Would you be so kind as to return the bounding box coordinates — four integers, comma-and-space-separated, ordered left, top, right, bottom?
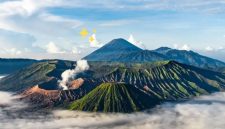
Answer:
98, 61, 225, 100
69, 82, 160, 113
0, 60, 74, 91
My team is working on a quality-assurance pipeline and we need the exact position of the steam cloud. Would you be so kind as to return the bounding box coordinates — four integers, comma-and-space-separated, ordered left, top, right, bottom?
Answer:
59, 60, 89, 90
0, 91, 225, 129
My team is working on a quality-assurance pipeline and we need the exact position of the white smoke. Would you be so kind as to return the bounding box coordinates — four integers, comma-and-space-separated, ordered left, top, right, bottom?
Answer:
59, 60, 89, 90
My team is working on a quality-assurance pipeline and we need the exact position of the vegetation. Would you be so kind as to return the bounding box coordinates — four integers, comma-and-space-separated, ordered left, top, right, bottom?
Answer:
99, 61, 225, 100
0, 60, 74, 91
69, 82, 160, 113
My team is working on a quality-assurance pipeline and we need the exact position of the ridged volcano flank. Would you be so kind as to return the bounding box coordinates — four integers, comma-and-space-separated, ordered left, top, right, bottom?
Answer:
83, 38, 142, 61
69, 83, 160, 113
99, 61, 225, 100
117, 50, 168, 62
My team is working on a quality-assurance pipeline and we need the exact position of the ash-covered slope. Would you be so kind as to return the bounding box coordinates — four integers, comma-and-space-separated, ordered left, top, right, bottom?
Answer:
117, 50, 168, 62
69, 82, 160, 113
97, 61, 225, 100
20, 78, 97, 108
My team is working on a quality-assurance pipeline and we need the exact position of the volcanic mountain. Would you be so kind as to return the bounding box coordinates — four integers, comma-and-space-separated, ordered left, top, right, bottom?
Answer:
154, 47, 225, 69
83, 38, 225, 69
20, 78, 97, 108
69, 82, 160, 113
83, 38, 142, 61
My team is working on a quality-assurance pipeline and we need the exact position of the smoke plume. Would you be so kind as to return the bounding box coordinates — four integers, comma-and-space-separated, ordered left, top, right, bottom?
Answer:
59, 60, 89, 90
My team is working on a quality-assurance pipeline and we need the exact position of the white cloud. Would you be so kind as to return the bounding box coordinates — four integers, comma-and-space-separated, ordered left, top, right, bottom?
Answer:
89, 34, 103, 48
4, 48, 22, 55
72, 46, 81, 54
205, 46, 214, 51
39, 13, 82, 28
179, 44, 191, 51
0, 0, 61, 17
172, 44, 191, 51
128, 34, 145, 49
41, 42, 84, 55
204, 46, 224, 52
0, 47, 22, 56
0, 0, 83, 59
45, 41, 65, 54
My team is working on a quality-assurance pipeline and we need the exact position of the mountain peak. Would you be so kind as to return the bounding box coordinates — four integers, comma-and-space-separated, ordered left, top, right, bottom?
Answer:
154, 47, 172, 53
103, 38, 142, 50
83, 38, 142, 61
111, 38, 127, 42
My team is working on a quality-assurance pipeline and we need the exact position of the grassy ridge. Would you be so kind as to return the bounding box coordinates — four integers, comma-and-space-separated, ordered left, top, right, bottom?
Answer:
69, 83, 160, 113
100, 61, 225, 100
0, 60, 74, 91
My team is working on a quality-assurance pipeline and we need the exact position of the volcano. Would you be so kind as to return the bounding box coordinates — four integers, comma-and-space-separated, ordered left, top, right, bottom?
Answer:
69, 82, 160, 113
83, 38, 142, 61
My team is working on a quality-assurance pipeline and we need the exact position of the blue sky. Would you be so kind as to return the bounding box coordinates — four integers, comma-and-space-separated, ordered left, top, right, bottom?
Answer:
0, 0, 225, 61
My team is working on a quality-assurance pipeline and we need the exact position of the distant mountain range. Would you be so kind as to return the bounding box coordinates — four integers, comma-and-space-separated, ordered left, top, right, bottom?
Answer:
0, 58, 37, 74
84, 38, 225, 69
0, 38, 224, 75
0, 38, 225, 112
154, 47, 225, 69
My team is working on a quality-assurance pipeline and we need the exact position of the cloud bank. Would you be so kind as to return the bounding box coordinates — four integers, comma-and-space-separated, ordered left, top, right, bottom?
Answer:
0, 90, 225, 129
